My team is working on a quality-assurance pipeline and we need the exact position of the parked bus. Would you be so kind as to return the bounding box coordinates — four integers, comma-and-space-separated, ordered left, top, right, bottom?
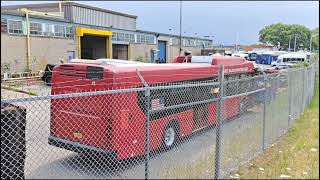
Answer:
271, 52, 312, 68
248, 51, 258, 61
255, 51, 287, 65
49, 57, 259, 160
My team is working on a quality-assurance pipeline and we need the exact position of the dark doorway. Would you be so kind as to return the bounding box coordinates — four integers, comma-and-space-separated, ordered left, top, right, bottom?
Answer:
112, 44, 128, 60
81, 35, 107, 59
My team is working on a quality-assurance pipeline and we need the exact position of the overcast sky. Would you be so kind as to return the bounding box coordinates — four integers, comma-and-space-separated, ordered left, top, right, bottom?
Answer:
1, 1, 319, 45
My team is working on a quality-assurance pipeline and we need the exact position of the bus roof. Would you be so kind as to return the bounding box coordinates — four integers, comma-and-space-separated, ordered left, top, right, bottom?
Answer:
277, 53, 307, 59
68, 57, 254, 73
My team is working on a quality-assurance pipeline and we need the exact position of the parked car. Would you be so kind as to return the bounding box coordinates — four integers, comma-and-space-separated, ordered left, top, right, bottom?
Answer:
41, 64, 56, 86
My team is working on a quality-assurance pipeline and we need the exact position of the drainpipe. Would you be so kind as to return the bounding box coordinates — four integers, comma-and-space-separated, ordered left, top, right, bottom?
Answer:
25, 9, 31, 72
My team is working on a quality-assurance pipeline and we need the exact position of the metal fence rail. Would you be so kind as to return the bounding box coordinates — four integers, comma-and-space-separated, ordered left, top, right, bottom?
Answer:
1, 63, 317, 179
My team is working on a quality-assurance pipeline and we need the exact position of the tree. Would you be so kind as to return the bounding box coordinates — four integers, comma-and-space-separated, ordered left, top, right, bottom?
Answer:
311, 27, 319, 51
259, 23, 312, 51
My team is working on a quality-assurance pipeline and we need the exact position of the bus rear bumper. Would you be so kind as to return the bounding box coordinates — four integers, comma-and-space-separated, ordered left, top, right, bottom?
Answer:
48, 135, 117, 158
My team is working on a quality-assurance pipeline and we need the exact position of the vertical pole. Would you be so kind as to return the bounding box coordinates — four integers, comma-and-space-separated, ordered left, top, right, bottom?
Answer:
288, 69, 292, 126
144, 85, 150, 179
136, 69, 150, 180
179, 0, 182, 55
288, 35, 291, 52
262, 74, 267, 151
309, 35, 312, 52
214, 64, 224, 179
294, 35, 297, 52
301, 68, 305, 114
25, 10, 31, 72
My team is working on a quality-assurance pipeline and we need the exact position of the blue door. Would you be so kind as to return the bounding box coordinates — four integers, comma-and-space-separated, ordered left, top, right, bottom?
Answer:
158, 41, 166, 63
150, 49, 155, 63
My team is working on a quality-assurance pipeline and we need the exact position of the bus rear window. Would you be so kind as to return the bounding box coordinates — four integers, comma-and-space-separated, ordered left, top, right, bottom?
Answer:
86, 66, 104, 80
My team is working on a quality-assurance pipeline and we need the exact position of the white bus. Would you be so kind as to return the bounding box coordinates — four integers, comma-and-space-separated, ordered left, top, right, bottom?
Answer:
271, 52, 311, 68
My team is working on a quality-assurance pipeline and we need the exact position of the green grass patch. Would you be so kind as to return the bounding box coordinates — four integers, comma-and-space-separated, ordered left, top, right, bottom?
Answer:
1, 85, 38, 96
234, 72, 319, 179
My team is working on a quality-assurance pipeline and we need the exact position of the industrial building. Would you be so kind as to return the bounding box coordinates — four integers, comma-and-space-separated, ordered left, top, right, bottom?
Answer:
1, 2, 213, 73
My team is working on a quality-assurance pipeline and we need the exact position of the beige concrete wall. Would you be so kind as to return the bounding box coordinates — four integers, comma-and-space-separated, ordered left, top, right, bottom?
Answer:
29, 36, 76, 71
1, 34, 76, 73
129, 43, 157, 63
1, 34, 27, 73
168, 46, 203, 63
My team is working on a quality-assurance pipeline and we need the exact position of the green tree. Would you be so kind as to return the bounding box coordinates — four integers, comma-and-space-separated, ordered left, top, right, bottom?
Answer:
311, 27, 319, 51
259, 23, 312, 51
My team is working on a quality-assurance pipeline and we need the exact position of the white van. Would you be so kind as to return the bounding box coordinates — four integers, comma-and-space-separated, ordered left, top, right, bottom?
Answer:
271, 53, 311, 68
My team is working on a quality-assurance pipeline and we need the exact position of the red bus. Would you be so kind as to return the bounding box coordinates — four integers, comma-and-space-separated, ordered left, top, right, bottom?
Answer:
49, 57, 258, 160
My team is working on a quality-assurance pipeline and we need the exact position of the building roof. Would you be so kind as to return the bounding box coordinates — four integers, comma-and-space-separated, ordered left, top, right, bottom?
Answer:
1, 9, 71, 23
136, 29, 213, 41
1, 2, 137, 19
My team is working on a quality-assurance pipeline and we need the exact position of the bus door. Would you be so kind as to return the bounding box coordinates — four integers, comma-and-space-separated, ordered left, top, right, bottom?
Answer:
193, 104, 208, 131
192, 86, 209, 131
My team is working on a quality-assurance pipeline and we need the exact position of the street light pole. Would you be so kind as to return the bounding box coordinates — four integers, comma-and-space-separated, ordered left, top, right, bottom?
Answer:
294, 34, 297, 52
179, 0, 182, 55
169, 28, 172, 61
288, 35, 291, 52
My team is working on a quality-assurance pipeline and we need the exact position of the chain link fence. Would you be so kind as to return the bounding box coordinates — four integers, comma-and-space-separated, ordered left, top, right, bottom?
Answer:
1, 63, 317, 179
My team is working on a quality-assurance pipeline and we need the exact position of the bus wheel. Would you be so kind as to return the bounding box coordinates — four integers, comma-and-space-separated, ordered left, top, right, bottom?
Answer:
44, 76, 52, 86
162, 122, 178, 149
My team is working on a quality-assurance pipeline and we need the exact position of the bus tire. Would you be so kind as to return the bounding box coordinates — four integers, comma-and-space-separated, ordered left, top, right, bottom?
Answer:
162, 121, 179, 150
44, 76, 52, 86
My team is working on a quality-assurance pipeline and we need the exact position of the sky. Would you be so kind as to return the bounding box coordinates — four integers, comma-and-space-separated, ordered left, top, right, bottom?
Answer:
1, 1, 319, 45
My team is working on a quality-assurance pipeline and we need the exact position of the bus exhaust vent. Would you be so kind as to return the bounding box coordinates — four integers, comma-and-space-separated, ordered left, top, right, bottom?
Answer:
59, 65, 86, 78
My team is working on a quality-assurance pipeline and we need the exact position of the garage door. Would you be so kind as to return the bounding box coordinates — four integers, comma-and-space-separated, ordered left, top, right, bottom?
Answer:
113, 44, 128, 60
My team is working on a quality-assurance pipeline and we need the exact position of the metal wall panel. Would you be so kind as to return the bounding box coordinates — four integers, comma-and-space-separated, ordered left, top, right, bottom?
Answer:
70, 6, 136, 31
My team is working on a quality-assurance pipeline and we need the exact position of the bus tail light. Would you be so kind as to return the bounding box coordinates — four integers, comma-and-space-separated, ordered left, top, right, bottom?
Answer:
120, 110, 130, 130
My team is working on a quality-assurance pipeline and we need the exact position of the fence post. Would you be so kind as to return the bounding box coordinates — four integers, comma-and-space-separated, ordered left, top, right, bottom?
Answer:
136, 69, 151, 180
262, 74, 267, 151
301, 68, 305, 114
288, 69, 292, 127
214, 64, 224, 179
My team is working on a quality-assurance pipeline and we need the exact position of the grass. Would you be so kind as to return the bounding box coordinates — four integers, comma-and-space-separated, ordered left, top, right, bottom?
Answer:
233, 72, 319, 179
1, 85, 38, 96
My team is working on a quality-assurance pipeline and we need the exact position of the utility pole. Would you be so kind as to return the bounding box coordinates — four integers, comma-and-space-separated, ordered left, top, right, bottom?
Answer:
288, 35, 291, 52
179, 0, 182, 55
294, 34, 297, 52
309, 35, 313, 52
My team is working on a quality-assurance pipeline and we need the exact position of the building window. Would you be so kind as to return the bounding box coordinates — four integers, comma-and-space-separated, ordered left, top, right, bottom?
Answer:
136, 34, 146, 44
124, 33, 135, 42
65, 26, 73, 38
171, 38, 180, 46
146, 35, 155, 44
1, 18, 7, 33
8, 20, 23, 34
117, 32, 125, 41
43, 24, 53, 36
30, 22, 43, 35
112, 32, 117, 41
112, 32, 135, 43
204, 41, 212, 48
53, 25, 65, 37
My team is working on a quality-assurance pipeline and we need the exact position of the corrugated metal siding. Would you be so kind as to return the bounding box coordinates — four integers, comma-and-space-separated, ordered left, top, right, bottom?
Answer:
68, 6, 136, 31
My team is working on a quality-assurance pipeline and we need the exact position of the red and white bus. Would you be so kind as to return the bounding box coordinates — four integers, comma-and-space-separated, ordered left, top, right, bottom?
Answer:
49, 57, 258, 160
